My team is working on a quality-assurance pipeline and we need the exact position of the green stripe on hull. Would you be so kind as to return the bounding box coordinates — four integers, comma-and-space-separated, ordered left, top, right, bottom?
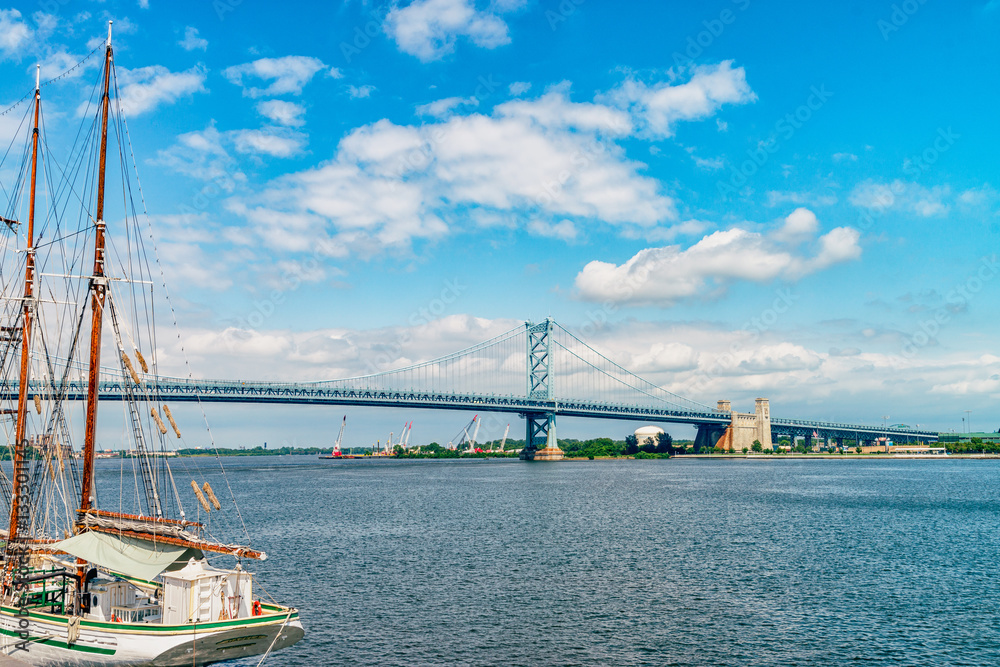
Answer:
1, 606, 298, 635
0, 625, 116, 655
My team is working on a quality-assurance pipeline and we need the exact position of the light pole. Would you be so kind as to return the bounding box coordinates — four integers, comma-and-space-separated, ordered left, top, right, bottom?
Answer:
882, 415, 890, 451
964, 410, 972, 434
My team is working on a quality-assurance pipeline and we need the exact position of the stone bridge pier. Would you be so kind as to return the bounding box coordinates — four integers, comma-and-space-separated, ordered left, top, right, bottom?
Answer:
698, 398, 773, 452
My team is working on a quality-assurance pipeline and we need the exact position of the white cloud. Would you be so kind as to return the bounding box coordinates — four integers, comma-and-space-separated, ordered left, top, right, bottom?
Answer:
849, 180, 951, 217
0, 9, 31, 59
223, 56, 327, 98
508, 81, 531, 96
416, 96, 478, 118
833, 152, 858, 162
152, 124, 246, 187
38, 50, 99, 80
604, 61, 756, 138
347, 84, 376, 99
527, 219, 577, 241
849, 180, 897, 210
958, 184, 998, 208
775, 207, 818, 243
496, 89, 631, 135
574, 210, 862, 306
231, 127, 307, 158
179, 26, 208, 51
106, 65, 207, 116
692, 155, 724, 170
256, 100, 306, 127
147, 214, 233, 290
766, 190, 838, 208
385, 0, 518, 61
231, 85, 679, 253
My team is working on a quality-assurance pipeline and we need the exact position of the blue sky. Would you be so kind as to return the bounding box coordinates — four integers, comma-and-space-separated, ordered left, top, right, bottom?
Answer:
0, 0, 997, 447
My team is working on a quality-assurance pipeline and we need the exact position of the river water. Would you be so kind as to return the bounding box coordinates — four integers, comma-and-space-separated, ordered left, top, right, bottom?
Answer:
95, 456, 1000, 666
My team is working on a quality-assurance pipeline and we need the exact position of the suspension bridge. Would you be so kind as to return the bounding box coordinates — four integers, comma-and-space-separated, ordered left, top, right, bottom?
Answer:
10, 319, 937, 458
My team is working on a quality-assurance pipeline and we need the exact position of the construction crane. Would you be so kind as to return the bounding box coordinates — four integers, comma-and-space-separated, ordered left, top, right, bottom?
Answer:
333, 415, 346, 455
494, 423, 509, 453
446, 415, 479, 451
468, 415, 482, 453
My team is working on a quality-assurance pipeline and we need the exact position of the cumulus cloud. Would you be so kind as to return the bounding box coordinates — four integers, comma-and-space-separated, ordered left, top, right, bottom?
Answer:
179, 26, 208, 51
224, 56, 328, 98
152, 124, 246, 187
0, 9, 31, 60
574, 209, 862, 306
108, 65, 207, 116
347, 84, 376, 99
231, 86, 679, 253
256, 99, 306, 127
603, 61, 756, 138
385, 0, 520, 61
416, 96, 478, 118
775, 207, 818, 242
231, 127, 307, 158
38, 50, 100, 80
849, 179, 951, 217
527, 219, 577, 241
497, 89, 631, 135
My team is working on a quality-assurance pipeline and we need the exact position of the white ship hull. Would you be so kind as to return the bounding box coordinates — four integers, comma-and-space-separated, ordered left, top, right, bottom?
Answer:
0, 604, 303, 666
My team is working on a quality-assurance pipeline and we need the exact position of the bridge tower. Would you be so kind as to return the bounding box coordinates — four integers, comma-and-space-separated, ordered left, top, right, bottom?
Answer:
521, 318, 562, 461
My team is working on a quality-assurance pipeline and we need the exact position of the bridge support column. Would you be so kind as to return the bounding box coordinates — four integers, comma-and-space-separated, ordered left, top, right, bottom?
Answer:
519, 319, 562, 462
520, 412, 562, 461
694, 424, 727, 453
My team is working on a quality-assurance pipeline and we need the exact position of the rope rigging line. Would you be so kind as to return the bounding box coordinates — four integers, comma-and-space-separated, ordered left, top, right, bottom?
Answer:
0, 42, 106, 119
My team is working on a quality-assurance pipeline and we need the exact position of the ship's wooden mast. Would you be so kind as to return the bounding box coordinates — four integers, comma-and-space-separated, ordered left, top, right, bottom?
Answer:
6, 66, 42, 548
79, 22, 113, 517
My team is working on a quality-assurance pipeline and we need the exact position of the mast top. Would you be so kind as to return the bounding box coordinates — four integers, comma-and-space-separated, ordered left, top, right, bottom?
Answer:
107, 20, 113, 47
35, 64, 39, 90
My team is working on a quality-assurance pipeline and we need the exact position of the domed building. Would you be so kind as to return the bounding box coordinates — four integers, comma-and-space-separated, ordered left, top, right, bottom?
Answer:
634, 425, 664, 448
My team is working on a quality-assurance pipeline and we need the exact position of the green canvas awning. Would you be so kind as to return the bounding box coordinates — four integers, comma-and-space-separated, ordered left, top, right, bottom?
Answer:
51, 531, 202, 581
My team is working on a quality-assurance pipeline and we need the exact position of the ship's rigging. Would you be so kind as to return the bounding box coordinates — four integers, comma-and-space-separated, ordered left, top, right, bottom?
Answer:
0, 24, 301, 666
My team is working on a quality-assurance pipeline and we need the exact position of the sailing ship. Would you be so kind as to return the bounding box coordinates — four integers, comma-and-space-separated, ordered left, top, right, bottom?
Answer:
0, 23, 304, 664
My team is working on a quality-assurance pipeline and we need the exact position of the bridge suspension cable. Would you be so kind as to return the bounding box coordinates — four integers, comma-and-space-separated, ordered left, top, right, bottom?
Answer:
550, 323, 716, 412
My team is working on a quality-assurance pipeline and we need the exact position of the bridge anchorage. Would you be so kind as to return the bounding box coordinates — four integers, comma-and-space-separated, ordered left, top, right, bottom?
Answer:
5, 319, 937, 455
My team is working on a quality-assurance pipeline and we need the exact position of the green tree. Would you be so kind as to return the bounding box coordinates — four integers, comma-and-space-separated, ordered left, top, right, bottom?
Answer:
742, 447, 749, 454
751, 440, 763, 453
625, 434, 639, 455
656, 431, 674, 454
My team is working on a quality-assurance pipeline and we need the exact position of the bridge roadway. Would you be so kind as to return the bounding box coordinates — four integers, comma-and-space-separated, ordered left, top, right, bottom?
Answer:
7, 378, 938, 443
